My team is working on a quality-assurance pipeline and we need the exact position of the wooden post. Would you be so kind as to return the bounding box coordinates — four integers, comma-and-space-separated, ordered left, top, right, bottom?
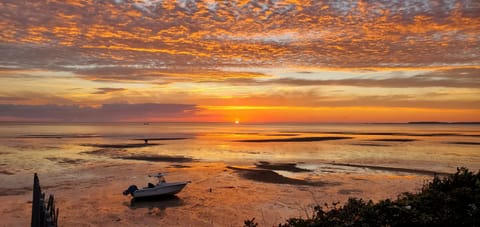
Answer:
31, 173, 40, 227
31, 173, 58, 227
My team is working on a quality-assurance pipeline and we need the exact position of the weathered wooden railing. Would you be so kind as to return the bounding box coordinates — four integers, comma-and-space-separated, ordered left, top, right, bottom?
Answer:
31, 173, 59, 227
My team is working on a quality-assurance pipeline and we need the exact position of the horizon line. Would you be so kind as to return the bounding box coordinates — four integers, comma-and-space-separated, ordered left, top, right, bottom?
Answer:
1, 121, 479, 125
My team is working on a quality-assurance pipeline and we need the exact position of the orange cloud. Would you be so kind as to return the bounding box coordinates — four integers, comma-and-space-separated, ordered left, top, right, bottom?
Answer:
1, 0, 478, 68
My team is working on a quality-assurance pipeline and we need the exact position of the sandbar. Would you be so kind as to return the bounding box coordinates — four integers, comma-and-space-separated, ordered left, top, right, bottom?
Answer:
227, 166, 326, 186
351, 143, 391, 147
255, 161, 312, 172
369, 138, 417, 142
82, 143, 161, 148
283, 131, 480, 137
446, 141, 480, 145
237, 136, 352, 142
17, 134, 100, 139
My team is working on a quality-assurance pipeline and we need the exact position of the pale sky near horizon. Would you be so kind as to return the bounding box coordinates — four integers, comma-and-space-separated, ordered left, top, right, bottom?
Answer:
0, 0, 479, 122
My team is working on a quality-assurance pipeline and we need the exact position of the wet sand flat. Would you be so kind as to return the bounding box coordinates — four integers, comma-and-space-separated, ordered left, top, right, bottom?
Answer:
330, 163, 450, 176
118, 155, 195, 163
80, 147, 196, 163
132, 138, 190, 141
237, 136, 353, 142
82, 143, 161, 148
80, 144, 197, 163
0, 162, 430, 226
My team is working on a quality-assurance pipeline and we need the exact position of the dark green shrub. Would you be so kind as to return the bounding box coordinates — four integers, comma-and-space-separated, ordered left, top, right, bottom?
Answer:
247, 167, 480, 227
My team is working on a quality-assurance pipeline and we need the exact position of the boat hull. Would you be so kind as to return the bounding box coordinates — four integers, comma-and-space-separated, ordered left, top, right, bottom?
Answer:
133, 182, 188, 198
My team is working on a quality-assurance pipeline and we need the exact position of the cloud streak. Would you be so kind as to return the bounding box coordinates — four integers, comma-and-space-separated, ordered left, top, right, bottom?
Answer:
224, 67, 480, 88
92, 87, 125, 94
0, 103, 199, 122
74, 67, 269, 83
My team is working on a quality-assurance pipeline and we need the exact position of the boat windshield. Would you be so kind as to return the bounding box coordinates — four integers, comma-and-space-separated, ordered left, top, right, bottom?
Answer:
158, 176, 166, 184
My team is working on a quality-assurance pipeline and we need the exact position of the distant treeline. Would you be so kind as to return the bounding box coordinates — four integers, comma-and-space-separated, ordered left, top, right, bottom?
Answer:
408, 121, 480, 124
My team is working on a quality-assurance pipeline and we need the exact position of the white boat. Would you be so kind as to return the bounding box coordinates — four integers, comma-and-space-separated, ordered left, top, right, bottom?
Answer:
123, 173, 190, 198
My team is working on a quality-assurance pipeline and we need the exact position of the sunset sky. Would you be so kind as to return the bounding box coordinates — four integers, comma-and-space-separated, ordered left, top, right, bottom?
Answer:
0, 0, 479, 123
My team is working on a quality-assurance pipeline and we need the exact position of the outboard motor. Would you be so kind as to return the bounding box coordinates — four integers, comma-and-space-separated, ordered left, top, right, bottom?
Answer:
123, 185, 138, 196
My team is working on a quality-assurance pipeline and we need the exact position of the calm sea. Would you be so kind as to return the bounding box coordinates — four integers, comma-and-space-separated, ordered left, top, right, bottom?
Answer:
0, 122, 479, 177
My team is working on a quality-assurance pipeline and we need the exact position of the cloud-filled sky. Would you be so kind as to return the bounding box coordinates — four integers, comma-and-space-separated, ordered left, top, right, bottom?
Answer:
0, 0, 479, 122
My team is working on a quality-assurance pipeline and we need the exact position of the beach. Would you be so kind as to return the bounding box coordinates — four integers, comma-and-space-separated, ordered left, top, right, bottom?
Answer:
1, 123, 479, 226
1, 161, 430, 226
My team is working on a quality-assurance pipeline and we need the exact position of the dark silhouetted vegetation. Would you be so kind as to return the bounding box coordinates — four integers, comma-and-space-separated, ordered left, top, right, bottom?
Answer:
244, 218, 259, 227
245, 167, 480, 227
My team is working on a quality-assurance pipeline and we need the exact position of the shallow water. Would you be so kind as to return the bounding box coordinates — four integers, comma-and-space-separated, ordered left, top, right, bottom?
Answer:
1, 123, 479, 176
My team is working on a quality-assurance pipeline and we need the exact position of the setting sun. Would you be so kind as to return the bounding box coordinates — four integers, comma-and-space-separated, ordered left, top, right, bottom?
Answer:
235, 119, 240, 124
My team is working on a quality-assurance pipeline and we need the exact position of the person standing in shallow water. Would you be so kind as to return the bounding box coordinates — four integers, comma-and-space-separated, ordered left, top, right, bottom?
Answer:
144, 139, 148, 144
